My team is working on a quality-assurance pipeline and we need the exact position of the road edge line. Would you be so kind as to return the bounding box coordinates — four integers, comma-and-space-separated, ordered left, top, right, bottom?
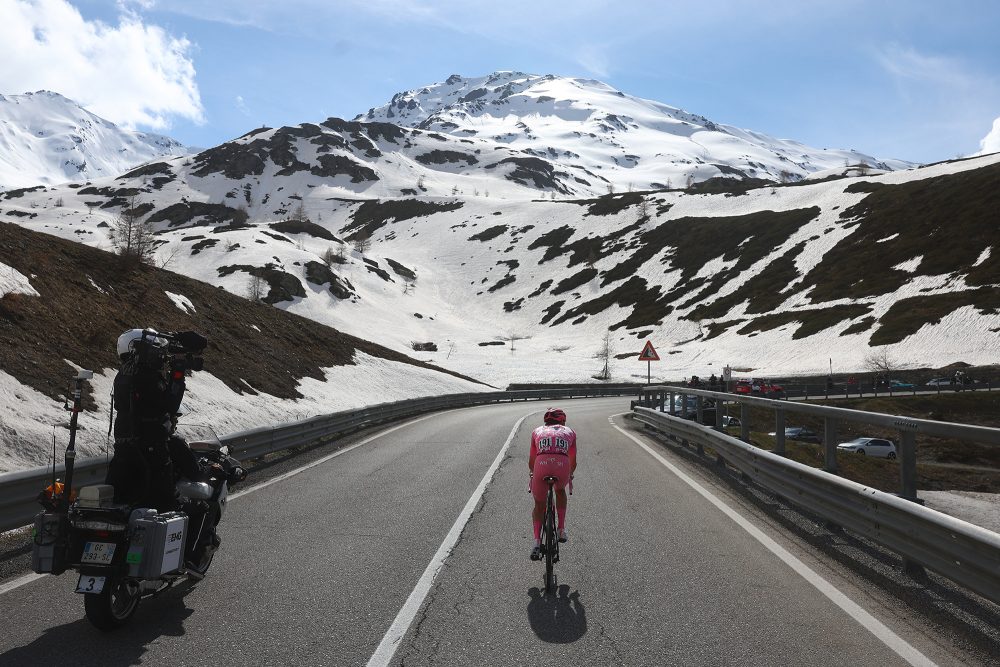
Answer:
609, 414, 937, 667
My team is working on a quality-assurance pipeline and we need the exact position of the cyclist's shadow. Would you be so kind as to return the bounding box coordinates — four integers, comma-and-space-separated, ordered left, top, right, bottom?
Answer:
526, 584, 587, 643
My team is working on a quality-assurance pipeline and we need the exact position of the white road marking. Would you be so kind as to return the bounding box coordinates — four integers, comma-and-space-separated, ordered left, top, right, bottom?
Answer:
367, 413, 533, 667
229, 411, 444, 501
0, 572, 45, 596
609, 414, 937, 667
0, 411, 448, 599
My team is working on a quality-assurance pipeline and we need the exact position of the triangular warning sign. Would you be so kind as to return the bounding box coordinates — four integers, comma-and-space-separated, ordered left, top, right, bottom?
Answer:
638, 340, 660, 361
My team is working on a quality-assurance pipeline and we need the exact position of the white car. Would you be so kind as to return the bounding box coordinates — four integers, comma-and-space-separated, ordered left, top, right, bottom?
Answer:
925, 378, 952, 387
721, 415, 741, 427
837, 437, 897, 459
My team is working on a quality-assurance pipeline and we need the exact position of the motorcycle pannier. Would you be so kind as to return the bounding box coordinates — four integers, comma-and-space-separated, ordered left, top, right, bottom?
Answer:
126, 509, 189, 578
31, 511, 68, 575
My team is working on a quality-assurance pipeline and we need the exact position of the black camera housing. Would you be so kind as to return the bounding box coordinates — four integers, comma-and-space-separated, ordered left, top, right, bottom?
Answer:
135, 330, 207, 372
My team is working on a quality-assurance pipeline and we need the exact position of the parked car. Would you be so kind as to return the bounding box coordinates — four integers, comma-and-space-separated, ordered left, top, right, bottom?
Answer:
721, 415, 741, 427
837, 437, 897, 459
767, 426, 821, 444
925, 377, 952, 387
734, 378, 785, 397
885, 380, 915, 391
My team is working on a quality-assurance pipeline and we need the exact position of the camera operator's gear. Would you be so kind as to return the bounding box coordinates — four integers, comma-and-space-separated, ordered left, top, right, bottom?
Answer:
116, 328, 167, 359
107, 327, 208, 509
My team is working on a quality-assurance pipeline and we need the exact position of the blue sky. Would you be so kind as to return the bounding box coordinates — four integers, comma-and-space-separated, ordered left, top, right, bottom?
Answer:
3, 0, 1000, 162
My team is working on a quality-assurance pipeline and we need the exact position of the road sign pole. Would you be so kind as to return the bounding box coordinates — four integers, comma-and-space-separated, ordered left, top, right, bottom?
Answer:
647, 360, 651, 385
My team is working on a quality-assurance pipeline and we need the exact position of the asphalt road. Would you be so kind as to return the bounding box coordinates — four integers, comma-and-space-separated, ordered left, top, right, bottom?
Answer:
0, 397, 996, 666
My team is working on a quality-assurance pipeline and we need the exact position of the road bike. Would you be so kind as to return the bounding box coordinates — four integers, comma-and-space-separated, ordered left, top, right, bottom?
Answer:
540, 476, 560, 593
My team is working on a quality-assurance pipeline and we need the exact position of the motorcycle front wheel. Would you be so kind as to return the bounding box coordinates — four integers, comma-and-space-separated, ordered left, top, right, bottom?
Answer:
84, 577, 140, 631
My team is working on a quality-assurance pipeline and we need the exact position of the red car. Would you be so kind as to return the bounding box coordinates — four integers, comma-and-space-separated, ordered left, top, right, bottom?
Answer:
734, 378, 784, 396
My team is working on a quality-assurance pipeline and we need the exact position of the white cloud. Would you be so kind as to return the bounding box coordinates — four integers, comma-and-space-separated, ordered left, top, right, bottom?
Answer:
0, 0, 203, 130
235, 95, 250, 116
575, 45, 611, 79
876, 44, 979, 89
979, 117, 1000, 155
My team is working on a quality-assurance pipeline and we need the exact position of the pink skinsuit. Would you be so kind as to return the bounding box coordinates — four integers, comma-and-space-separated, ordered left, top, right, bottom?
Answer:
529, 424, 577, 501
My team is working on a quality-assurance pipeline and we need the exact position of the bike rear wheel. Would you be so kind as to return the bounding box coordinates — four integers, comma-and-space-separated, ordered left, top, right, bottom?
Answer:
543, 485, 557, 594
84, 576, 140, 631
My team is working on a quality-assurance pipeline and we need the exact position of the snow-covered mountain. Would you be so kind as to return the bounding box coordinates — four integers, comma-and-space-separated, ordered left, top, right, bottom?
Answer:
2, 71, 996, 394
0, 91, 190, 191
357, 72, 913, 192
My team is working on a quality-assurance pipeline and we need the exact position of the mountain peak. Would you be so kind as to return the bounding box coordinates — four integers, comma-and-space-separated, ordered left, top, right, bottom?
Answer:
356, 71, 911, 190
0, 90, 190, 191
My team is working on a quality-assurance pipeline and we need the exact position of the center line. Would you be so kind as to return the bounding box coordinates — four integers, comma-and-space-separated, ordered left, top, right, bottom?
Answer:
366, 412, 533, 667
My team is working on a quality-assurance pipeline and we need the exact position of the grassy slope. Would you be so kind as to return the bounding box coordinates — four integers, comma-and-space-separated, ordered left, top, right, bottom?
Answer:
0, 221, 483, 410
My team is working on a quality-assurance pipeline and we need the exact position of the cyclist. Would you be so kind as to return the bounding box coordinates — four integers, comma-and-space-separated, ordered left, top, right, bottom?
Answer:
528, 407, 577, 560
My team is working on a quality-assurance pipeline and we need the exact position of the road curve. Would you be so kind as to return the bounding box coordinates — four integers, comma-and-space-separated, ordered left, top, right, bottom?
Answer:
0, 397, 993, 666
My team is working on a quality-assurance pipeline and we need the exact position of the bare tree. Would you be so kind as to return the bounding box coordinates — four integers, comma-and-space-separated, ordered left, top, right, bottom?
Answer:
496, 331, 531, 353
402, 280, 415, 295
637, 198, 650, 221
289, 200, 308, 223
108, 195, 155, 265
352, 234, 371, 255
592, 329, 614, 380
322, 245, 346, 266
863, 348, 898, 384
246, 274, 265, 302
856, 161, 871, 176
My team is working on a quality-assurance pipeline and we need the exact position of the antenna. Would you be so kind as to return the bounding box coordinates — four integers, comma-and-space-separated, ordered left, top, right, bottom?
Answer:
51, 426, 57, 491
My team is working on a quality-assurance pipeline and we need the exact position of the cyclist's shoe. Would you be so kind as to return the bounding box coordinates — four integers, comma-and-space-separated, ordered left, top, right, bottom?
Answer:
530, 544, 542, 561
558, 528, 568, 543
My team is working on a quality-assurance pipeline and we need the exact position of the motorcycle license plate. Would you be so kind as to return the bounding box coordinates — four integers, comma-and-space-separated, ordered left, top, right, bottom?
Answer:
81, 541, 117, 565
75, 575, 106, 595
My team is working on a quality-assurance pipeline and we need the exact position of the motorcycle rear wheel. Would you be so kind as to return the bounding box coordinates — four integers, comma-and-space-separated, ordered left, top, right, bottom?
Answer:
84, 577, 140, 631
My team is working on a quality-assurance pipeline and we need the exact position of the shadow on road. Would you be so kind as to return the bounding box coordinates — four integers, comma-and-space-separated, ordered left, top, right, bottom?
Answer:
0, 580, 197, 666
527, 584, 587, 643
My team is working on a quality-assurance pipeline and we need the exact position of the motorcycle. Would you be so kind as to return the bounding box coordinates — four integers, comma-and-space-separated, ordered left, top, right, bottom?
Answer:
31, 370, 246, 631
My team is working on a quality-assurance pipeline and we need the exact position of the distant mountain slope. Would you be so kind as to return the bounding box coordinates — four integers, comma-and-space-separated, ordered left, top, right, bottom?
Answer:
4, 150, 999, 389
0, 91, 190, 191
357, 72, 913, 192
0, 222, 486, 472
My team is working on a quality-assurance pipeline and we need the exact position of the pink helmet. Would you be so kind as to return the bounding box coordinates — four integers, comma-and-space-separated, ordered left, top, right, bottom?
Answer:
543, 407, 566, 425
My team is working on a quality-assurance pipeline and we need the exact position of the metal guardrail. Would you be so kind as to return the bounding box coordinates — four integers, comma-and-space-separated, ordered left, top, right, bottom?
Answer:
631, 398, 1000, 606
0, 385, 634, 533
635, 384, 1000, 501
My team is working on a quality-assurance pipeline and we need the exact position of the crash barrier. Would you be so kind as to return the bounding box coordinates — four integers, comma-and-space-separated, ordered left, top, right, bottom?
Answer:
632, 388, 1000, 605
635, 385, 1000, 499
0, 386, 635, 533
686, 379, 995, 400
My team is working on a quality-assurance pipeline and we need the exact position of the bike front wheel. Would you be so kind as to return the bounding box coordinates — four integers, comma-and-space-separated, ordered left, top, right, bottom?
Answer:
543, 495, 556, 594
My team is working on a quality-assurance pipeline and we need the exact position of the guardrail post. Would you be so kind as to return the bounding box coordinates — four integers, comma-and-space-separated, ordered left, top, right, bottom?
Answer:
823, 417, 838, 473
714, 398, 723, 431
774, 409, 786, 456
696, 396, 704, 424
669, 392, 675, 415
740, 403, 750, 442
899, 431, 918, 501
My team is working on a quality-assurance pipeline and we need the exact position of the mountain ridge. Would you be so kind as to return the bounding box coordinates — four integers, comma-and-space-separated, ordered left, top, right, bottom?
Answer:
0, 90, 190, 191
